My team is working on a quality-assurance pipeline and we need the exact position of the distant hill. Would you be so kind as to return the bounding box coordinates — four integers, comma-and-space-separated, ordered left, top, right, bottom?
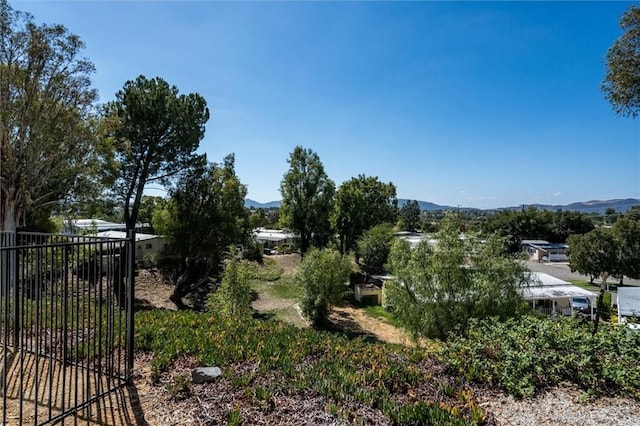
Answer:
245, 199, 281, 209
500, 198, 640, 214
246, 198, 639, 213
397, 199, 457, 211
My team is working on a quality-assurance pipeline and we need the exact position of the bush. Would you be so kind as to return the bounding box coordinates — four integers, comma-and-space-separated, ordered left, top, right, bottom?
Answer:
442, 315, 640, 398
242, 241, 263, 264
296, 249, 351, 326
243, 258, 284, 281
356, 223, 395, 274
207, 257, 252, 320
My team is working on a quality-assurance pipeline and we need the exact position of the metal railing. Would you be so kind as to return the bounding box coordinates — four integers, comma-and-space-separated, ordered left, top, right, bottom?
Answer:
1, 231, 135, 425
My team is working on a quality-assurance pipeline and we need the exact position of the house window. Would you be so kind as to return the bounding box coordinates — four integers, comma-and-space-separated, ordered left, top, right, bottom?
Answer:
145, 243, 152, 249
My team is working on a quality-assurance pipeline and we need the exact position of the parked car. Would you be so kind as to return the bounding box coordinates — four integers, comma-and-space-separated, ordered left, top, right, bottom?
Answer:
571, 297, 591, 313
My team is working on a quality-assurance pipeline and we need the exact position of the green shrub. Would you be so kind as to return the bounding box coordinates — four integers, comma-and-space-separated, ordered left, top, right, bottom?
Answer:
243, 258, 284, 281
441, 315, 640, 398
296, 249, 351, 326
207, 257, 252, 320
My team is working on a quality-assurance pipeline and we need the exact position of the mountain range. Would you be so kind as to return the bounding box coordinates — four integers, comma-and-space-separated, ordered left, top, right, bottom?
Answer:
245, 198, 640, 214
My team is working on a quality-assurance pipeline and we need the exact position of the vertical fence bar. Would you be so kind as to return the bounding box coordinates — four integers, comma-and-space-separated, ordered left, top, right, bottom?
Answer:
12, 233, 19, 352
126, 230, 135, 382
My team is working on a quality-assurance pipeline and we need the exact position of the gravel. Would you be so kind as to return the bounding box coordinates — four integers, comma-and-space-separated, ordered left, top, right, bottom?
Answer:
479, 385, 640, 426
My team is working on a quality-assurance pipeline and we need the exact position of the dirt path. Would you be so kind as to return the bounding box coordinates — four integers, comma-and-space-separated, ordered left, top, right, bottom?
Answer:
253, 255, 412, 343
330, 305, 414, 346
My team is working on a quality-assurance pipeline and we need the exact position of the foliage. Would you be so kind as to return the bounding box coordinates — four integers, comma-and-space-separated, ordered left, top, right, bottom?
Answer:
135, 309, 480, 425
0, 0, 101, 232
248, 208, 280, 230
279, 146, 335, 254
549, 210, 594, 242
296, 249, 351, 326
163, 155, 249, 308
611, 217, 640, 281
482, 208, 594, 250
23, 210, 64, 233
241, 239, 263, 264
386, 214, 529, 340
624, 205, 640, 222
482, 208, 552, 251
102, 75, 209, 230
243, 258, 284, 281
567, 228, 618, 284
332, 175, 398, 255
442, 316, 640, 399
164, 155, 248, 261
568, 218, 640, 286
602, 4, 640, 118
137, 195, 168, 233
356, 223, 395, 274
207, 256, 253, 321
399, 200, 421, 232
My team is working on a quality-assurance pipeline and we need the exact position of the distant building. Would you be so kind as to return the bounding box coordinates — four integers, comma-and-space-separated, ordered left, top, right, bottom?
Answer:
96, 231, 168, 262
63, 219, 150, 235
520, 240, 569, 262
64, 219, 127, 234
253, 228, 296, 253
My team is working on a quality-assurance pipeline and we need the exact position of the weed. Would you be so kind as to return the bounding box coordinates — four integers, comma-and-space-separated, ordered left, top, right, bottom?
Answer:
227, 407, 243, 426
165, 374, 190, 401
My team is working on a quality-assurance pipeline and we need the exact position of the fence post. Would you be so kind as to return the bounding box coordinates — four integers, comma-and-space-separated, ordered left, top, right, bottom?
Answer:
10, 232, 19, 348
126, 229, 135, 382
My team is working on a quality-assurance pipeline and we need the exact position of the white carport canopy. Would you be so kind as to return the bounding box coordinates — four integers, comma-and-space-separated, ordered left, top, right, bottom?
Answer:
521, 272, 596, 301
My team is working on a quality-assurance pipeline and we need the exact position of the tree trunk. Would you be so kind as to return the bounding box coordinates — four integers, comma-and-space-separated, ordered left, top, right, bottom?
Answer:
592, 274, 608, 336
170, 257, 212, 310
300, 235, 310, 256
1, 198, 19, 234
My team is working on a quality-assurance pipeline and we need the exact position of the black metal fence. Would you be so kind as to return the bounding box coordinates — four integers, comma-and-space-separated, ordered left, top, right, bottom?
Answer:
1, 231, 135, 425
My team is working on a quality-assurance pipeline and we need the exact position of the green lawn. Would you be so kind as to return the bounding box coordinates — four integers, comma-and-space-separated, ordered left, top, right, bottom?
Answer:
568, 279, 601, 292
246, 258, 303, 325
249, 276, 302, 300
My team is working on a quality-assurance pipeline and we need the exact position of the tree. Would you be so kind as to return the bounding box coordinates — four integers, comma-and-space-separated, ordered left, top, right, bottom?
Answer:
385, 214, 529, 340
549, 210, 594, 242
356, 223, 395, 275
103, 75, 209, 230
482, 208, 551, 252
162, 155, 249, 309
399, 200, 421, 232
296, 248, 351, 326
280, 146, 335, 255
612, 217, 640, 283
137, 195, 167, 233
1, 0, 100, 232
605, 207, 619, 225
567, 229, 618, 284
207, 255, 252, 321
602, 4, 640, 118
623, 205, 640, 222
333, 175, 398, 255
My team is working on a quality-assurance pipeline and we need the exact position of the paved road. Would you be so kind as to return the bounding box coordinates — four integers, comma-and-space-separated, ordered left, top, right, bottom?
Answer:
525, 260, 640, 287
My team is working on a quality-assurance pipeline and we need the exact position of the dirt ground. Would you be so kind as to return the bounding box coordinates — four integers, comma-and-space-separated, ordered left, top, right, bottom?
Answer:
252, 254, 411, 343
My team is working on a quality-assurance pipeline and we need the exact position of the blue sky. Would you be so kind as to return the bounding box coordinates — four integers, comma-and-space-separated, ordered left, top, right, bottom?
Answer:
15, 0, 640, 209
